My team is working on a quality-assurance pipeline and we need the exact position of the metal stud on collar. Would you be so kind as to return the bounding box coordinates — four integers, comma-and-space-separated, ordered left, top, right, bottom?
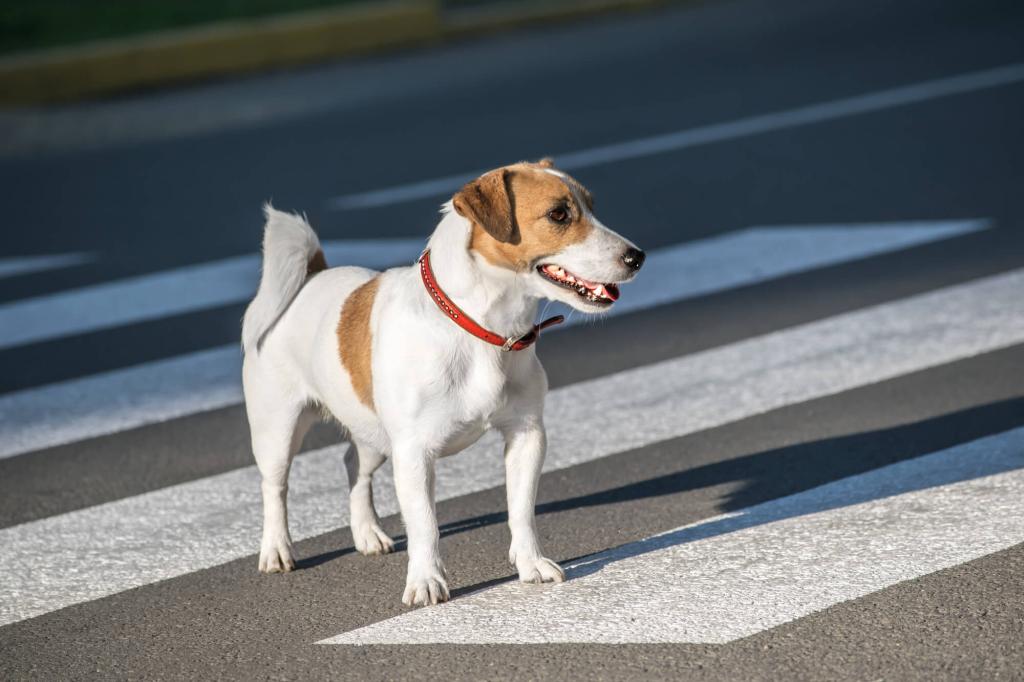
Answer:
418, 249, 563, 351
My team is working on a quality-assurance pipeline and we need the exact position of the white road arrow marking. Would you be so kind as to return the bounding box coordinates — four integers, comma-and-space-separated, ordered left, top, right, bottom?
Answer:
0, 239, 425, 351
0, 221, 986, 459
0, 252, 94, 280
321, 428, 1024, 645
1, 268, 1022, 626
326, 62, 1024, 210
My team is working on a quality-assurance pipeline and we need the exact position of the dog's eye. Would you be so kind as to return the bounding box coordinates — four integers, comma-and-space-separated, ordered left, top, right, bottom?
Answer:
547, 207, 570, 225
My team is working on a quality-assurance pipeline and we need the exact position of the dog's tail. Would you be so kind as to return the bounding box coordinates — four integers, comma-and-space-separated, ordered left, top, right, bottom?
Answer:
242, 203, 327, 354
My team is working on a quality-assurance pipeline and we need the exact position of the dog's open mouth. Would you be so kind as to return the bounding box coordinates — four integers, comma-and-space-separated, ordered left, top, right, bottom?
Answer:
538, 264, 620, 305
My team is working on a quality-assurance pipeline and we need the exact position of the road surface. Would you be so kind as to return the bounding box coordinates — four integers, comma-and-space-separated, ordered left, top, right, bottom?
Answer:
1, 0, 1023, 678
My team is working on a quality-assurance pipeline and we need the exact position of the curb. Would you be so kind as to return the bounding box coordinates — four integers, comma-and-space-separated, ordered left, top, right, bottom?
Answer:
0, 1, 440, 106
0, 0, 669, 106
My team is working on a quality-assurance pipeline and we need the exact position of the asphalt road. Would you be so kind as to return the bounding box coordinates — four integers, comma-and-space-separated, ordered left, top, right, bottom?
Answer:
1, 0, 1023, 678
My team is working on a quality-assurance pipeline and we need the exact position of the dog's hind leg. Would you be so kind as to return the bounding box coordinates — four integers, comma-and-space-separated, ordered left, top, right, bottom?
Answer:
345, 440, 395, 555
248, 385, 316, 573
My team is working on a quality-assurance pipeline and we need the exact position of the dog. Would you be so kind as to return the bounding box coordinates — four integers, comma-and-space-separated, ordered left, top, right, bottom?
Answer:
241, 158, 644, 606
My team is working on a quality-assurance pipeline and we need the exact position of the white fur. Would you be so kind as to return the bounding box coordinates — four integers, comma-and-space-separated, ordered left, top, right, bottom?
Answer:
242, 198, 639, 605
241, 204, 322, 354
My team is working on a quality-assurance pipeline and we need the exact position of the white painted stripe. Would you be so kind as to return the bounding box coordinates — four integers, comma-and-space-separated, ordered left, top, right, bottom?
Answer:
1, 269, 1022, 626
322, 428, 1024, 645
0, 252, 94, 280
0, 239, 424, 351
553, 220, 987, 319
326, 62, 1024, 210
0, 346, 243, 459
0, 221, 984, 459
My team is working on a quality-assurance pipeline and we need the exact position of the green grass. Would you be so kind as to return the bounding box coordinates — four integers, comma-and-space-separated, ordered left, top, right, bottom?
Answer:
0, 0, 381, 56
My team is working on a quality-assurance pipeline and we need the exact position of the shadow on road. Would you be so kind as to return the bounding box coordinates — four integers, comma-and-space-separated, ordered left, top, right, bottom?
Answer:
297, 396, 1024, 576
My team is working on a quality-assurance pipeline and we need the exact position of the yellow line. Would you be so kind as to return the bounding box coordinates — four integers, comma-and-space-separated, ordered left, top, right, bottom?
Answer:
0, 0, 674, 106
0, 1, 440, 106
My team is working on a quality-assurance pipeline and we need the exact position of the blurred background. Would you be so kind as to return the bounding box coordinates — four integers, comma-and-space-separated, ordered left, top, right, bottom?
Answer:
1, 0, 1022, 391
1, 0, 1024, 677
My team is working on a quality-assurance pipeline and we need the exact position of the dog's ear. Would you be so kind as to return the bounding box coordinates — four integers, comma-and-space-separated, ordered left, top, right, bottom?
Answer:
453, 169, 517, 243
534, 157, 554, 168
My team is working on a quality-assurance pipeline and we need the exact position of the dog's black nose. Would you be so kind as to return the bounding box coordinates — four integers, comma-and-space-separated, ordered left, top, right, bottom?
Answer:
621, 247, 646, 271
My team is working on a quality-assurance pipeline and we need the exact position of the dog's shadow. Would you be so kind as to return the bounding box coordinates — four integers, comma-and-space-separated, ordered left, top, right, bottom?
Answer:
295, 546, 362, 571
297, 397, 1024, 592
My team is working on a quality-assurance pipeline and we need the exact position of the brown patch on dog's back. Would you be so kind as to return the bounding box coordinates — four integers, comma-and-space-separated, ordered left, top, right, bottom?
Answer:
337, 276, 380, 409
458, 165, 594, 271
307, 249, 328, 276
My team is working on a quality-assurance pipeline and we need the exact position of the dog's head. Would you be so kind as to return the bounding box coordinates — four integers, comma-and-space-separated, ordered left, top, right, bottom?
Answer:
452, 159, 644, 313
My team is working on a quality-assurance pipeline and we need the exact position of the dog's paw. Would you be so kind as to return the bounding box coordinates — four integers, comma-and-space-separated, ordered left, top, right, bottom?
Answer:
352, 523, 395, 556
258, 534, 296, 573
402, 564, 450, 606
514, 555, 565, 584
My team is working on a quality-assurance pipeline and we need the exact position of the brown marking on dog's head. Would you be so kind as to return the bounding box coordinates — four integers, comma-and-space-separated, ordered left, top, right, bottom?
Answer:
454, 161, 596, 271
453, 168, 516, 244
337, 276, 380, 410
306, 249, 328, 277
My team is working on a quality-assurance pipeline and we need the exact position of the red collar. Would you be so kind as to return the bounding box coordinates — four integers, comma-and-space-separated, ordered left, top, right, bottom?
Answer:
418, 250, 564, 351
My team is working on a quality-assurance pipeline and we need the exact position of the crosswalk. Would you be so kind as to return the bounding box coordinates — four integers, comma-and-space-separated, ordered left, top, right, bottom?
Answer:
323, 427, 1024, 644
0, 220, 985, 458
0, 218, 1021, 648
0, 239, 425, 351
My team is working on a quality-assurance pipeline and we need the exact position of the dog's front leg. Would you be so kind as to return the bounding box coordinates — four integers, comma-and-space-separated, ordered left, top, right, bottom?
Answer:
503, 417, 566, 584
393, 443, 449, 606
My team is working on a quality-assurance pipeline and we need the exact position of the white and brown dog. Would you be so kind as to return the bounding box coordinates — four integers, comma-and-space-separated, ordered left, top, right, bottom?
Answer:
242, 159, 644, 606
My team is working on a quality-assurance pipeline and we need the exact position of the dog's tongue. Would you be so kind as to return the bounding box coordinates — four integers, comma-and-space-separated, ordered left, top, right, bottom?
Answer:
547, 265, 620, 302
583, 279, 620, 302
